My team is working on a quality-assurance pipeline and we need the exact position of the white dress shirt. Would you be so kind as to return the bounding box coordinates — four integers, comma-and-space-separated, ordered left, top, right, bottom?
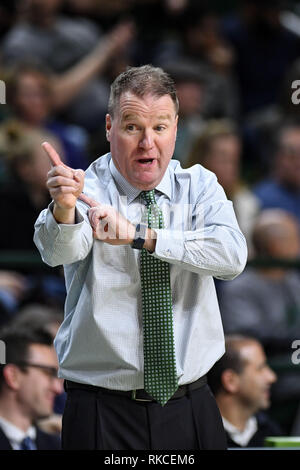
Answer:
0, 416, 36, 450
222, 416, 258, 447
34, 154, 247, 390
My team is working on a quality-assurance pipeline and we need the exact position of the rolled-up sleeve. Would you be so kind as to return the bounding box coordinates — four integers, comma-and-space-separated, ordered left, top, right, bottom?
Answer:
34, 202, 93, 267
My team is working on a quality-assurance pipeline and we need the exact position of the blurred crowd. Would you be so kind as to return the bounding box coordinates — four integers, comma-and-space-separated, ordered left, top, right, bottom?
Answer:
1, 0, 300, 448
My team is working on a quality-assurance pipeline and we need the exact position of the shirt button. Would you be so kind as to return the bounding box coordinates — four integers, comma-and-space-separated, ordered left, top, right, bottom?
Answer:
165, 249, 171, 257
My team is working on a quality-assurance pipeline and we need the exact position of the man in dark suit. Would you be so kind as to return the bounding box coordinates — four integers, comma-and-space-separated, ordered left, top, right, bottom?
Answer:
0, 326, 62, 450
207, 335, 282, 448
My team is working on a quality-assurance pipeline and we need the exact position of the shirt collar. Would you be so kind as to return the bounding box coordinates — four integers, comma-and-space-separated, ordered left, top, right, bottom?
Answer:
109, 155, 172, 203
0, 416, 36, 446
222, 416, 258, 447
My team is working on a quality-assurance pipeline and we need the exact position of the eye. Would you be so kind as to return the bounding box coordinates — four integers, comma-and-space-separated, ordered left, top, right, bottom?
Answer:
126, 124, 138, 132
155, 125, 166, 132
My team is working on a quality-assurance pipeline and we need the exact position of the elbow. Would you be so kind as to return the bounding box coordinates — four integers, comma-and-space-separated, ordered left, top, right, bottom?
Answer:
228, 235, 248, 279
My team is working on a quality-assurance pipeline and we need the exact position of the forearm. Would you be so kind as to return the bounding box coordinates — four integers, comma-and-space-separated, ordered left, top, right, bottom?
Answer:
51, 39, 112, 110
34, 204, 93, 267
151, 225, 247, 279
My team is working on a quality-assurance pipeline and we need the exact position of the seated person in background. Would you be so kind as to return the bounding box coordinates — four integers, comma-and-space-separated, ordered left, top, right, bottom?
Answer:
0, 0, 134, 131
0, 126, 67, 320
254, 122, 300, 223
208, 335, 281, 448
218, 209, 300, 433
0, 125, 61, 250
0, 271, 28, 327
2, 63, 89, 170
186, 119, 260, 256
7, 304, 65, 433
0, 326, 63, 450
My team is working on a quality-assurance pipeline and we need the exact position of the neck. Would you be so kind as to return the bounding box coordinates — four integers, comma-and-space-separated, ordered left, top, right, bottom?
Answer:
217, 394, 254, 431
0, 395, 32, 432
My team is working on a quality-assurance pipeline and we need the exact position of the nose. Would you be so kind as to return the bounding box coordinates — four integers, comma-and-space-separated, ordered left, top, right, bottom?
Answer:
266, 366, 277, 384
52, 377, 64, 395
139, 129, 154, 150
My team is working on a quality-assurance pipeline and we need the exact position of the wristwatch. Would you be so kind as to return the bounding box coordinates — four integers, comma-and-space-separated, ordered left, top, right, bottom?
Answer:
131, 223, 147, 250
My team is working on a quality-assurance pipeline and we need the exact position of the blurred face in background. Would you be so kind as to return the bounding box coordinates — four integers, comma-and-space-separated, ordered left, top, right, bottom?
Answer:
13, 72, 51, 126
175, 81, 203, 117
203, 134, 241, 195
235, 341, 277, 413
16, 344, 63, 421
276, 128, 300, 190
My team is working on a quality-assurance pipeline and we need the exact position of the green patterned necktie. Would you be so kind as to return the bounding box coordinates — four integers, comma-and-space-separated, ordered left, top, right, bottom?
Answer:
140, 189, 178, 406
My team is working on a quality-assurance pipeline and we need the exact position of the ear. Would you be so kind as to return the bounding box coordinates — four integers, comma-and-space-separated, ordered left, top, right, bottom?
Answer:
105, 114, 112, 142
2, 364, 23, 391
174, 114, 178, 140
221, 369, 240, 394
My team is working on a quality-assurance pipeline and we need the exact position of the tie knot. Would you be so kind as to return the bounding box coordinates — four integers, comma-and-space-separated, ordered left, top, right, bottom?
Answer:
141, 190, 156, 207
20, 436, 36, 450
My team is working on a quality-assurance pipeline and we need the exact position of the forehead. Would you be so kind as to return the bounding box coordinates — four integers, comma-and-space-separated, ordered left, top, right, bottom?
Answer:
117, 92, 177, 121
28, 344, 57, 365
239, 342, 265, 368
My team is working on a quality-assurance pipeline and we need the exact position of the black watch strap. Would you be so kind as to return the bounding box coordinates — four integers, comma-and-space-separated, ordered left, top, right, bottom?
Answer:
131, 223, 147, 250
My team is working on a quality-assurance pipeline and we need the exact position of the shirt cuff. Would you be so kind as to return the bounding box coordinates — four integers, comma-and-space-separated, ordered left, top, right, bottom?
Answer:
45, 202, 86, 243
152, 228, 185, 263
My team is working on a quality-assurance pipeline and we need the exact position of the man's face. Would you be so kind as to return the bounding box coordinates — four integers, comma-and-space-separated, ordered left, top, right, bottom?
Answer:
205, 135, 241, 194
106, 92, 178, 190
236, 342, 277, 413
277, 128, 300, 189
17, 344, 63, 421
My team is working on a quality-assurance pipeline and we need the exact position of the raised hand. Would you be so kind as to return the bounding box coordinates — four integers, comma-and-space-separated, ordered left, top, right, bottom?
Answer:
42, 141, 136, 244
43, 141, 85, 211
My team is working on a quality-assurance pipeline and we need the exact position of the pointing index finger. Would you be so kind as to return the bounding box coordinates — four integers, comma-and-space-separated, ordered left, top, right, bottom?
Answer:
42, 141, 67, 168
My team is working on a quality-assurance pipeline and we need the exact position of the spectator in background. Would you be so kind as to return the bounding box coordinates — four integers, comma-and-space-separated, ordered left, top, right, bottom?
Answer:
208, 335, 281, 448
222, 0, 300, 118
7, 304, 65, 433
0, 326, 62, 450
0, 125, 60, 251
3, 63, 89, 171
254, 122, 300, 223
164, 61, 206, 166
155, 3, 239, 120
186, 119, 260, 255
0, 126, 66, 320
0, 271, 28, 327
218, 209, 300, 433
1, 0, 135, 131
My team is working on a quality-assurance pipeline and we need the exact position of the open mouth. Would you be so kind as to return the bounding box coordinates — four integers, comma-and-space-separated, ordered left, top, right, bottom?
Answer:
137, 158, 155, 165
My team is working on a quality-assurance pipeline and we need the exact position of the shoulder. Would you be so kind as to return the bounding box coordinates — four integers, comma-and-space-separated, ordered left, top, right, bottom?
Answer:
84, 153, 111, 186
36, 427, 61, 450
255, 412, 283, 436
169, 159, 221, 197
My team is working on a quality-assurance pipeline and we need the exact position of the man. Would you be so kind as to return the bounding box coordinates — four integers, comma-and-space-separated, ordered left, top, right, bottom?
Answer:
208, 335, 281, 448
254, 123, 300, 223
0, 326, 63, 450
34, 65, 247, 450
218, 208, 300, 433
